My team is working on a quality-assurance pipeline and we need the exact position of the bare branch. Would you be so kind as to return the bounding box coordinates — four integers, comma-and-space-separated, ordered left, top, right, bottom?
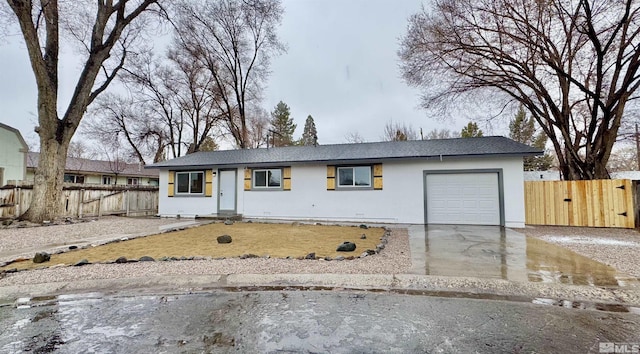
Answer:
399, 0, 640, 180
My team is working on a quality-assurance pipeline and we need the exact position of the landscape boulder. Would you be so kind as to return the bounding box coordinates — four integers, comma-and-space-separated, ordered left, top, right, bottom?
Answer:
33, 252, 50, 264
336, 241, 356, 252
217, 235, 233, 244
360, 234, 367, 239
115, 257, 128, 264
74, 259, 90, 267
224, 219, 234, 225
240, 254, 259, 259
305, 252, 316, 260
139, 256, 155, 262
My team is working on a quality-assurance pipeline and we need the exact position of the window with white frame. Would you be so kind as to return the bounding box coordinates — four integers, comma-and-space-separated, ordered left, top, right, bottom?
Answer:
175, 172, 204, 194
102, 175, 113, 185
64, 174, 85, 184
253, 169, 282, 189
337, 166, 371, 188
127, 177, 139, 185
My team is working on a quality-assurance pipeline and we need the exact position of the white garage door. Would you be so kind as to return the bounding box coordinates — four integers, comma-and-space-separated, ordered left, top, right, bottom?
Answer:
426, 173, 501, 225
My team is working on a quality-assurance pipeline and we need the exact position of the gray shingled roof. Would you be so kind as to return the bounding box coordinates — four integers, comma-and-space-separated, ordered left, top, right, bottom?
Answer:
148, 136, 541, 169
28, 152, 159, 177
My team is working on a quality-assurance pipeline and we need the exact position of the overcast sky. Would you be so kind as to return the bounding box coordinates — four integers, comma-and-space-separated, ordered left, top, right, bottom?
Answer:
0, 0, 486, 150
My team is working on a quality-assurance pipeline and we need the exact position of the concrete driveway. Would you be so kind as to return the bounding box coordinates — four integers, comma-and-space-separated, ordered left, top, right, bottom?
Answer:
408, 225, 637, 287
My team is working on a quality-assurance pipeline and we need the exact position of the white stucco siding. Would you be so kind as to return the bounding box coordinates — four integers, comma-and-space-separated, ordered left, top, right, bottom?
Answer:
158, 170, 218, 217
0, 126, 27, 185
241, 157, 526, 227
242, 165, 400, 223
156, 156, 526, 227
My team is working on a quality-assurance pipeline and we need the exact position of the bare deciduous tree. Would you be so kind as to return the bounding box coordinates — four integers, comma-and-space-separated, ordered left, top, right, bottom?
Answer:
399, 0, 640, 180
246, 105, 270, 148
381, 121, 418, 141
3, 0, 163, 221
86, 41, 224, 163
104, 145, 129, 185
166, 46, 224, 154
117, 51, 187, 159
607, 145, 639, 172
172, 0, 285, 148
424, 128, 459, 140
67, 141, 96, 159
344, 131, 366, 144
85, 93, 166, 164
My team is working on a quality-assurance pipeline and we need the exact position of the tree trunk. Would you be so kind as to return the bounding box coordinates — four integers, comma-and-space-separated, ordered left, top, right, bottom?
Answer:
20, 139, 69, 222
558, 147, 612, 180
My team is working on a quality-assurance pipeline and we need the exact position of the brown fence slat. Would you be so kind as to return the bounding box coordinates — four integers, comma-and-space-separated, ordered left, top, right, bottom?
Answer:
524, 179, 635, 229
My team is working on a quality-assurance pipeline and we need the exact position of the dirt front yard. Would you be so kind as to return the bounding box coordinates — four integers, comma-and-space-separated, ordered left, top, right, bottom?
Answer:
2, 221, 384, 271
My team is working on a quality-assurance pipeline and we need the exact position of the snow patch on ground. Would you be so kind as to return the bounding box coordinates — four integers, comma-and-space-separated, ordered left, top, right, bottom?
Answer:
543, 236, 640, 247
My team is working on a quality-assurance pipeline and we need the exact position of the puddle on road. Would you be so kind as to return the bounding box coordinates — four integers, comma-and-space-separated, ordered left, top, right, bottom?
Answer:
408, 225, 638, 287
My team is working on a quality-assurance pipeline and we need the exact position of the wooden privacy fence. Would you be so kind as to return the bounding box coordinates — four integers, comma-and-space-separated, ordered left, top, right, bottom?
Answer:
524, 179, 636, 228
0, 184, 159, 219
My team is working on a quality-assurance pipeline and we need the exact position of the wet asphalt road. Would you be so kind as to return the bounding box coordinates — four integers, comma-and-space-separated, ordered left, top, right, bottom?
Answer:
1, 290, 639, 353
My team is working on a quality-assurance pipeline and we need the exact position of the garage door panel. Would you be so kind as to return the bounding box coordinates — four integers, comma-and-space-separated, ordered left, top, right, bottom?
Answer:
426, 173, 500, 226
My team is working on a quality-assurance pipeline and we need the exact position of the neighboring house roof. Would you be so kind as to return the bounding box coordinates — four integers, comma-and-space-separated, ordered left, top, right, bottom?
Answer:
27, 152, 159, 178
148, 136, 542, 169
524, 170, 561, 181
0, 122, 29, 152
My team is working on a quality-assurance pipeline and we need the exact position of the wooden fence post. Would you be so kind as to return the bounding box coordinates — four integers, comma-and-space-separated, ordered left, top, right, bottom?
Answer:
14, 187, 20, 218
77, 189, 84, 218
121, 190, 125, 215
98, 194, 103, 217
126, 190, 130, 217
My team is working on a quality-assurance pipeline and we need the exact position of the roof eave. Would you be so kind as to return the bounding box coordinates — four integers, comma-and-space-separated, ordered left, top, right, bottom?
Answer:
148, 151, 543, 170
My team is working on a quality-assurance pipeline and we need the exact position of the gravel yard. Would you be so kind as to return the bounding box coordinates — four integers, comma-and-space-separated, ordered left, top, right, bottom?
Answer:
517, 226, 640, 278
0, 217, 181, 263
0, 218, 411, 286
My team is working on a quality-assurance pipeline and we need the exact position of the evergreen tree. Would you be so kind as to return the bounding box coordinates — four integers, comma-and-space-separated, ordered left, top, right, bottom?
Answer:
301, 115, 319, 146
509, 106, 554, 171
269, 101, 297, 147
198, 136, 219, 152
460, 122, 484, 138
